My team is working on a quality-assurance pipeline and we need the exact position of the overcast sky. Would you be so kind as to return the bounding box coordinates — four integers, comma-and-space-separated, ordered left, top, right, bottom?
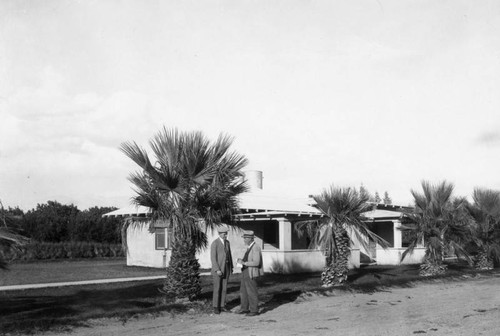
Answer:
1, 0, 500, 211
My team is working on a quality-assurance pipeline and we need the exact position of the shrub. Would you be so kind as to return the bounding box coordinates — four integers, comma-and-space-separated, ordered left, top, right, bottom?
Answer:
3, 241, 124, 261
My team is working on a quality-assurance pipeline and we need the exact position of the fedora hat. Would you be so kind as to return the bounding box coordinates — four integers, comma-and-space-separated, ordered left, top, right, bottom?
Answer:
241, 230, 255, 238
217, 225, 229, 233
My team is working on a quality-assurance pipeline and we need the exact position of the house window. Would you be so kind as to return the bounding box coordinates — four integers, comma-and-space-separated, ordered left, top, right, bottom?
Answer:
401, 227, 417, 248
263, 221, 279, 249
292, 223, 311, 250
369, 221, 394, 248
155, 228, 173, 250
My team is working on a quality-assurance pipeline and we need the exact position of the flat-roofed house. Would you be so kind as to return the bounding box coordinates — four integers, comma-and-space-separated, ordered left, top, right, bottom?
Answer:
104, 171, 424, 273
104, 171, 331, 273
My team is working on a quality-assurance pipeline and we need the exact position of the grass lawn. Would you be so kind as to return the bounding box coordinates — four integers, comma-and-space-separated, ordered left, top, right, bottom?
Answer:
0, 260, 498, 334
0, 258, 167, 286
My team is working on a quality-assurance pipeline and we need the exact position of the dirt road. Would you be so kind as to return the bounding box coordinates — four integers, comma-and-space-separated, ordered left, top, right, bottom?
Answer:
44, 274, 500, 336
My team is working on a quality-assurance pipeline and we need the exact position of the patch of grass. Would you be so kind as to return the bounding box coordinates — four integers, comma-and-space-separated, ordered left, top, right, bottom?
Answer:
0, 259, 167, 286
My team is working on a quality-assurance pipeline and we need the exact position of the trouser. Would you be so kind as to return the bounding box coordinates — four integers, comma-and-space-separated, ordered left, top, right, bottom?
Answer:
240, 268, 259, 313
213, 264, 230, 308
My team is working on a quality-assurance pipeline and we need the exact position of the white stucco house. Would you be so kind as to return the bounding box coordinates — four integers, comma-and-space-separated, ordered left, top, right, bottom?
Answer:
104, 171, 425, 274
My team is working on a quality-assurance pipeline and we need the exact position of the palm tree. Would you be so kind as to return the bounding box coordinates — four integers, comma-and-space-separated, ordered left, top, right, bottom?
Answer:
120, 127, 248, 300
466, 188, 500, 269
0, 200, 28, 269
400, 181, 471, 276
296, 185, 388, 287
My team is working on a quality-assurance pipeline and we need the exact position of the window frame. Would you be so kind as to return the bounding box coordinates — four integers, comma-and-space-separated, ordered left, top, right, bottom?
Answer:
155, 228, 173, 250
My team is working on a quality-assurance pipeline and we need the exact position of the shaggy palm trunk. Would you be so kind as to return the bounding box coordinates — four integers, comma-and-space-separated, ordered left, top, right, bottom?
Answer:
474, 249, 494, 270
420, 242, 447, 276
420, 234, 448, 277
419, 260, 447, 276
321, 226, 350, 287
163, 234, 201, 301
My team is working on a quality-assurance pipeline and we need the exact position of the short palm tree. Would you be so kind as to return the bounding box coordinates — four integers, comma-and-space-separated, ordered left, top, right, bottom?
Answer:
401, 181, 471, 276
121, 127, 248, 300
296, 186, 388, 287
465, 188, 500, 269
0, 200, 28, 269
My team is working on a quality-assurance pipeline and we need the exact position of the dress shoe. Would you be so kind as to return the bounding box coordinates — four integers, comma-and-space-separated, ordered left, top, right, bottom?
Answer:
245, 312, 259, 316
213, 308, 220, 314
220, 307, 230, 312
237, 310, 250, 314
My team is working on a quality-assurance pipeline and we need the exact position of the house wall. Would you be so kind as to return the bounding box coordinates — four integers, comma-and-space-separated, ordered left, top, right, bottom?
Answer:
263, 250, 325, 273
125, 220, 328, 274
126, 224, 247, 270
126, 224, 170, 268
125, 219, 424, 271
349, 248, 361, 268
375, 247, 426, 265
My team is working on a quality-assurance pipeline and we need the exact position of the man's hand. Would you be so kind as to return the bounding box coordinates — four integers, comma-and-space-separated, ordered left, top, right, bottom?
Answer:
216, 270, 223, 276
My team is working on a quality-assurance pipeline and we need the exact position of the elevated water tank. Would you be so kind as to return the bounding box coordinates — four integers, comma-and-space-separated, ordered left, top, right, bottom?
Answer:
244, 170, 263, 190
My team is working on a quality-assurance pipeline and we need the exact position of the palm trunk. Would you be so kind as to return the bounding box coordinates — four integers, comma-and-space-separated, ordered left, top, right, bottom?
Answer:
474, 248, 494, 270
420, 232, 448, 277
419, 260, 447, 276
420, 248, 448, 276
321, 225, 350, 287
163, 233, 201, 301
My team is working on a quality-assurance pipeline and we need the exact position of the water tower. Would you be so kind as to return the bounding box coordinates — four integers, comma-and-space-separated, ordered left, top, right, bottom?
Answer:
244, 170, 263, 191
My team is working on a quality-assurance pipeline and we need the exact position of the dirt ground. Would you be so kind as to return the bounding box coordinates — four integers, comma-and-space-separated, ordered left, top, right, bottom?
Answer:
43, 274, 500, 336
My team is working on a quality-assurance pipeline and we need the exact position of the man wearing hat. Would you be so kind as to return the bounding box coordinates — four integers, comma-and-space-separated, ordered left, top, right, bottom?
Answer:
210, 224, 233, 314
237, 230, 264, 316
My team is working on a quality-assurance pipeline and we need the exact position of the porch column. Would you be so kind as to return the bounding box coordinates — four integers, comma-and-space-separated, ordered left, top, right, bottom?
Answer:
277, 218, 292, 273
393, 220, 402, 248
278, 218, 292, 251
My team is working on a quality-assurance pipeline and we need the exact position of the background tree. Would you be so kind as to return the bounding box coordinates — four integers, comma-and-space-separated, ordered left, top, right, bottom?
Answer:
73, 207, 121, 243
400, 181, 472, 276
359, 183, 371, 201
296, 186, 388, 287
0, 200, 28, 269
383, 191, 392, 205
22, 201, 79, 242
374, 192, 381, 203
465, 188, 500, 269
121, 127, 248, 300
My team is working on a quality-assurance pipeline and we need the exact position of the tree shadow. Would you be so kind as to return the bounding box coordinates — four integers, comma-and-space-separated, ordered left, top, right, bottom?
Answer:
0, 280, 167, 333
348, 264, 420, 284
258, 290, 303, 314
217, 272, 322, 313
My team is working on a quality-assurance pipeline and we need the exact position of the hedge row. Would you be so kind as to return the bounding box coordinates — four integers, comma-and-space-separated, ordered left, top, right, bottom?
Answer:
1, 241, 125, 261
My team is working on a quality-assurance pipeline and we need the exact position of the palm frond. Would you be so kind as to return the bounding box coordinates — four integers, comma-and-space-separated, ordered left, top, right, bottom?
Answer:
122, 127, 248, 249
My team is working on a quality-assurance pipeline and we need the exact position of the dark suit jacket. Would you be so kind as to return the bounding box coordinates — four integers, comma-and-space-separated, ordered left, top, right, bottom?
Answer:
211, 238, 233, 276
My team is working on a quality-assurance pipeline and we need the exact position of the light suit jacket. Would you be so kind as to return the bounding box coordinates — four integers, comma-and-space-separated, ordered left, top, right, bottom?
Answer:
244, 242, 265, 279
211, 238, 233, 276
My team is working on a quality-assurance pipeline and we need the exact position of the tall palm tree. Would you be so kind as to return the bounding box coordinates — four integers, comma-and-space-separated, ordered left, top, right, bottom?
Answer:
120, 127, 248, 300
296, 186, 388, 287
466, 188, 500, 269
0, 200, 28, 269
401, 181, 471, 276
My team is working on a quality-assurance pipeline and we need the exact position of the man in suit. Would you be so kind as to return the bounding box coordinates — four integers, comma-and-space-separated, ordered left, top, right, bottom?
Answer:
237, 230, 264, 316
210, 225, 233, 314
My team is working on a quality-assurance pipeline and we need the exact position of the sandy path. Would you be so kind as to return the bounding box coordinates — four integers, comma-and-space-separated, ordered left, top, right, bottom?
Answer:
44, 274, 500, 336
